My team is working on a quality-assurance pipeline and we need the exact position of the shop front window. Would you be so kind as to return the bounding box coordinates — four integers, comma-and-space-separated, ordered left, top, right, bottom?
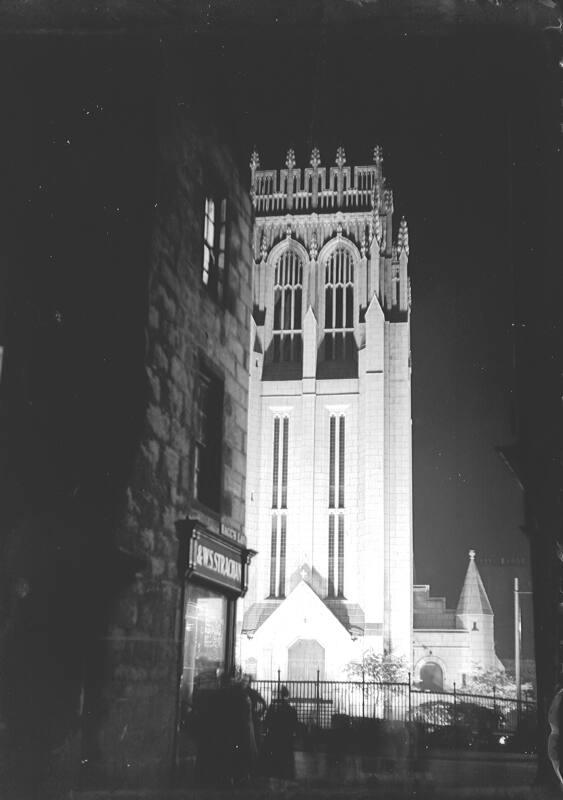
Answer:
181, 583, 228, 705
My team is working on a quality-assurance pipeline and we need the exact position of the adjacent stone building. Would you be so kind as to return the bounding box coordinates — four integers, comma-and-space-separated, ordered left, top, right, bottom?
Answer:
0, 44, 254, 792
86, 108, 255, 785
239, 147, 413, 679
413, 550, 504, 690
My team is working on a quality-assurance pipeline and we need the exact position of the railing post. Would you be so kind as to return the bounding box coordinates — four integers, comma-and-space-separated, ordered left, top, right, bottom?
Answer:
277, 668, 281, 699
453, 682, 457, 748
362, 669, 365, 720
408, 673, 412, 723
316, 669, 320, 727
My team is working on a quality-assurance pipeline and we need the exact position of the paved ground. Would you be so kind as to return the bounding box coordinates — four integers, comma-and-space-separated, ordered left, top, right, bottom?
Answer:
294, 748, 538, 787
73, 749, 560, 800
74, 782, 561, 800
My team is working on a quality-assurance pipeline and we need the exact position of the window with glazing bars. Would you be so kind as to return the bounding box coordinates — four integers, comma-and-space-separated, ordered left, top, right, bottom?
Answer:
328, 414, 345, 597
270, 416, 289, 597
273, 250, 303, 363
324, 248, 354, 360
202, 194, 228, 301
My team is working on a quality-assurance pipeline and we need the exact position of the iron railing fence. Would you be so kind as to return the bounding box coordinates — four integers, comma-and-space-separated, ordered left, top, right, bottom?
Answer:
251, 678, 410, 728
249, 675, 536, 736
409, 687, 534, 734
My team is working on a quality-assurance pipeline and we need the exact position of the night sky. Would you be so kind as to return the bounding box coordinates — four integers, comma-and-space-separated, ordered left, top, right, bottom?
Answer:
5, 19, 557, 659
210, 25, 551, 657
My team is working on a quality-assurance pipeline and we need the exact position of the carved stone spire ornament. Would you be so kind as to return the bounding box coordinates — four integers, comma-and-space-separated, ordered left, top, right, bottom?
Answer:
285, 148, 296, 170
383, 188, 394, 214
310, 147, 321, 169
310, 147, 321, 209
398, 216, 409, 255
309, 231, 318, 261
371, 205, 381, 245
335, 147, 346, 207
260, 230, 268, 261
373, 145, 383, 166
285, 148, 296, 210
250, 148, 260, 172
371, 181, 380, 211
285, 222, 293, 239
361, 228, 368, 258
250, 148, 260, 202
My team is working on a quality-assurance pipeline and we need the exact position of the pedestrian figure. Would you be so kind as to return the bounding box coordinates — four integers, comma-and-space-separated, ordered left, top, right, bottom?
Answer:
548, 681, 563, 789
228, 674, 259, 784
247, 680, 267, 753
263, 685, 299, 779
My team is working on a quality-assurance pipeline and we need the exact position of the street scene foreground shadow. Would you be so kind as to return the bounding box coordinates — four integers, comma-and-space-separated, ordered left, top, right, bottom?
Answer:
73, 749, 549, 800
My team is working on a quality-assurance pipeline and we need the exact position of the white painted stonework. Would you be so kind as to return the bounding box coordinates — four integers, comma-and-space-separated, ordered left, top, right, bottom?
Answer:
239, 149, 500, 687
239, 148, 413, 680
244, 580, 360, 680
412, 551, 504, 690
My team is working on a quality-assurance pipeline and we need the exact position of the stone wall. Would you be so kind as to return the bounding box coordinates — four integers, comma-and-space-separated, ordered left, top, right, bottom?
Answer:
88, 87, 253, 786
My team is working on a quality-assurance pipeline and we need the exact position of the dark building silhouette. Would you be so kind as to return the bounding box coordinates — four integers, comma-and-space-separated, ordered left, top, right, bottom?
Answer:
0, 40, 254, 791
1, 1, 563, 793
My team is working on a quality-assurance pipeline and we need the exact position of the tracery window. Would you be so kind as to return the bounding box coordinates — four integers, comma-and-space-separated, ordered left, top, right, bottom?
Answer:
272, 250, 303, 363
324, 248, 354, 360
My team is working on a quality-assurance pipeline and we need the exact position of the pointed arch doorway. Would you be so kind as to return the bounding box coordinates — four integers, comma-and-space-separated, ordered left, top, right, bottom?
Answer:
287, 639, 325, 681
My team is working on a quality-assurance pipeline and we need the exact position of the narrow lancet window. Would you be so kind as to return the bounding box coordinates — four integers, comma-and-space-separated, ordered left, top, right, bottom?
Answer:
270, 415, 289, 597
328, 413, 345, 597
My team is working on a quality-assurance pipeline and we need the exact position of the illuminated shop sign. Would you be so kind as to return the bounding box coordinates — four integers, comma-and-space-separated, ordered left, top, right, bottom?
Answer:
195, 542, 242, 583
188, 527, 244, 592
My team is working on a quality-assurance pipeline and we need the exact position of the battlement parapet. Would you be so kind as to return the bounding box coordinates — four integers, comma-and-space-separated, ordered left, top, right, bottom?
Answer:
250, 147, 386, 216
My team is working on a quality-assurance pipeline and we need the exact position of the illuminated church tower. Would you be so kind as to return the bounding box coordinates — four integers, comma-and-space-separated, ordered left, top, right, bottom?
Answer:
239, 147, 413, 680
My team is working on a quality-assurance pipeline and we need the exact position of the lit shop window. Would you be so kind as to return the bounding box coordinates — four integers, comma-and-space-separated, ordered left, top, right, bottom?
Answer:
181, 584, 228, 701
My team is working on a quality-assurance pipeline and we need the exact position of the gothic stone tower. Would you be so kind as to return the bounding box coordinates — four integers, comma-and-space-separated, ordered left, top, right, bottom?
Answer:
239, 147, 413, 680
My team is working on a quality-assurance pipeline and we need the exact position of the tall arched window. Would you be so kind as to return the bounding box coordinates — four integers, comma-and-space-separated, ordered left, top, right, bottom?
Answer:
273, 250, 303, 363
324, 248, 354, 360
270, 415, 289, 598
328, 414, 345, 598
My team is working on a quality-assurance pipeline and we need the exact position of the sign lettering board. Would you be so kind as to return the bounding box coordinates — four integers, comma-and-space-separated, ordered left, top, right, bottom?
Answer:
189, 526, 243, 593
220, 521, 246, 547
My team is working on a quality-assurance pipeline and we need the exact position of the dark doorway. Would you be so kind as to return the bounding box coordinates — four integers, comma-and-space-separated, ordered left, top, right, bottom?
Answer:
420, 661, 444, 691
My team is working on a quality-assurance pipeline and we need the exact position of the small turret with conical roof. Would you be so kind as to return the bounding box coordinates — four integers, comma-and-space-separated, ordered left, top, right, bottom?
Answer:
457, 549, 493, 617
456, 550, 500, 673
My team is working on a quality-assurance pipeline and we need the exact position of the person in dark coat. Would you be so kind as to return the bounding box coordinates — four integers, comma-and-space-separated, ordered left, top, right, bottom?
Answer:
548, 680, 563, 789
263, 685, 299, 779
247, 681, 267, 752
226, 675, 258, 785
